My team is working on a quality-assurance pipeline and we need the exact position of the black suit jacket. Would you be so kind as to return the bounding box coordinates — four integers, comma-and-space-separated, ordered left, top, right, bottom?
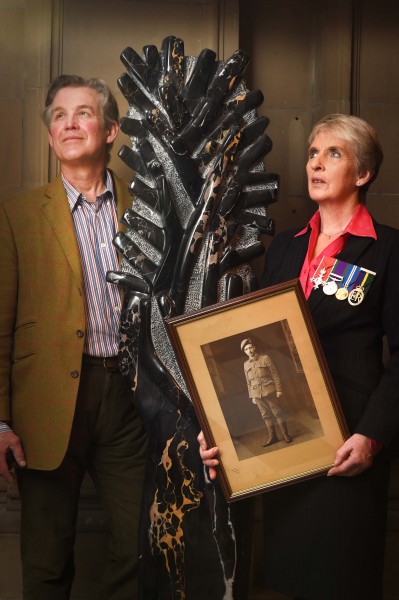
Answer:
261, 221, 399, 448
259, 221, 399, 599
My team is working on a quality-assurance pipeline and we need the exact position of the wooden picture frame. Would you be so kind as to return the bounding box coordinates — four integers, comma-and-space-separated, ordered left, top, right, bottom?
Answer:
166, 279, 349, 502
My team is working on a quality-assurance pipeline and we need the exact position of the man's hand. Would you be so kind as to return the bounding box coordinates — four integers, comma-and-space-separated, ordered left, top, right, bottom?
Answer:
327, 433, 374, 477
197, 431, 219, 481
0, 430, 26, 484
251, 398, 257, 405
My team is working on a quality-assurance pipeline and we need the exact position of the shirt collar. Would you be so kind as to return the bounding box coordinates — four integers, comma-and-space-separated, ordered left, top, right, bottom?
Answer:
295, 203, 377, 240
62, 169, 114, 212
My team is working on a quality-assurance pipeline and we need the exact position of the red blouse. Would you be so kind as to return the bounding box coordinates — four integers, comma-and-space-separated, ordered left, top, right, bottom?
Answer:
295, 203, 376, 299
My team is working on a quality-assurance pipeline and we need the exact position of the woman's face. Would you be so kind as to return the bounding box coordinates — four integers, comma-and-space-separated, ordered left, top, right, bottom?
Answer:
306, 130, 363, 206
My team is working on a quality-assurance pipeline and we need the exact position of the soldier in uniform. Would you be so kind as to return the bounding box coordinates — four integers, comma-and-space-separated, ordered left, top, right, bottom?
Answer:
241, 338, 292, 447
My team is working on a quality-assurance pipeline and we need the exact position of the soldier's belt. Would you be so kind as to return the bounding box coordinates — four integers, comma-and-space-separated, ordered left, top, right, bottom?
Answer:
251, 380, 273, 388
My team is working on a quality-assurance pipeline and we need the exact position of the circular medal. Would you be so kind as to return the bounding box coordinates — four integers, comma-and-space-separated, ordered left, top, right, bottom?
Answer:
335, 287, 349, 300
348, 286, 364, 306
323, 280, 338, 295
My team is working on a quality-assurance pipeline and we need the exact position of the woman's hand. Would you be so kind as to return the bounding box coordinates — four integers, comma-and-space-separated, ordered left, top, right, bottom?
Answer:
197, 431, 220, 480
327, 433, 374, 477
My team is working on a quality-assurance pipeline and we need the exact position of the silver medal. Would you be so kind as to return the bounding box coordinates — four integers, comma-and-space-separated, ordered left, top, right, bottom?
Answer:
323, 280, 338, 295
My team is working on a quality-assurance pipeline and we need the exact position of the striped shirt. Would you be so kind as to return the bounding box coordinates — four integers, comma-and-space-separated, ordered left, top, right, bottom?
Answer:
63, 170, 122, 357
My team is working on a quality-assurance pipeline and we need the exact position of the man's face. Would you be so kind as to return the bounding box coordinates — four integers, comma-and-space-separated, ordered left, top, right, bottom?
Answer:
243, 343, 257, 359
47, 86, 118, 168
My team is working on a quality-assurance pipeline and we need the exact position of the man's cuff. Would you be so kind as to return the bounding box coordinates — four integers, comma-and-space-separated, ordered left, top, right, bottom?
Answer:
0, 421, 12, 433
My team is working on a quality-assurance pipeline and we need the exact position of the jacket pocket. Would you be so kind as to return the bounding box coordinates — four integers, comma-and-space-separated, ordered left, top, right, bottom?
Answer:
13, 320, 37, 360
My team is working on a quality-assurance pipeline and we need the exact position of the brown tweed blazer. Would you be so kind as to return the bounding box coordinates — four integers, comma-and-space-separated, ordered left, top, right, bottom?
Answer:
0, 171, 131, 469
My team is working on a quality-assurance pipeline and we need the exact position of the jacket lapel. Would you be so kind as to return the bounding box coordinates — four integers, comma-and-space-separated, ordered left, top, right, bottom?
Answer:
40, 172, 132, 287
334, 234, 375, 265
41, 177, 84, 288
279, 232, 310, 281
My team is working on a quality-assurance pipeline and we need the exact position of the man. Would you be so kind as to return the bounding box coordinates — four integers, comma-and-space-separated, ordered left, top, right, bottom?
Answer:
241, 337, 292, 446
0, 75, 147, 600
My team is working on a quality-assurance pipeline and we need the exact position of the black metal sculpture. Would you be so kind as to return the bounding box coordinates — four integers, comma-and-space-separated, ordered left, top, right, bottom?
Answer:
107, 36, 279, 600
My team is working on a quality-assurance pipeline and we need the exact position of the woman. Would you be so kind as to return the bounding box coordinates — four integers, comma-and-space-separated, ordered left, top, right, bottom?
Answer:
199, 114, 399, 599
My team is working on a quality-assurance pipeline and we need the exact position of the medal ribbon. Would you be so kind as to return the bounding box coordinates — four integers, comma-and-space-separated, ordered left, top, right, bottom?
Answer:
353, 267, 376, 294
338, 262, 361, 291
312, 257, 376, 300
310, 256, 336, 288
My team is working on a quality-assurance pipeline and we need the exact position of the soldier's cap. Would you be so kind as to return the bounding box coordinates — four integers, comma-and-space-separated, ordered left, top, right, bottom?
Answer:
240, 338, 253, 352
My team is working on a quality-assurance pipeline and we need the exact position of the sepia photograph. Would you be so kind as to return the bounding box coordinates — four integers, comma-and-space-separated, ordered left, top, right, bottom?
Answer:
167, 280, 349, 502
201, 319, 323, 462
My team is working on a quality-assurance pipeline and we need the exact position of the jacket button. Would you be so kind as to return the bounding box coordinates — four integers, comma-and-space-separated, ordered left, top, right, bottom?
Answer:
76, 329, 84, 338
71, 370, 79, 378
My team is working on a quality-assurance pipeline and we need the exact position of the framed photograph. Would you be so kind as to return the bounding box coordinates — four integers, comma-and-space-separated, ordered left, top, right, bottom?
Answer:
166, 279, 349, 502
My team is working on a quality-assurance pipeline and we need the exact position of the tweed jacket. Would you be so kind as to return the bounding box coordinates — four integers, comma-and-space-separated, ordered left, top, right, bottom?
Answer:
260, 220, 399, 450
0, 171, 131, 469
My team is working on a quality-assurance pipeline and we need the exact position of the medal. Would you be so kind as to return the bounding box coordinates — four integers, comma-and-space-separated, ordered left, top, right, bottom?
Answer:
334, 263, 358, 300
348, 286, 365, 306
322, 271, 342, 295
323, 280, 338, 295
310, 256, 336, 290
335, 287, 349, 300
311, 256, 376, 306
311, 267, 327, 290
347, 268, 375, 306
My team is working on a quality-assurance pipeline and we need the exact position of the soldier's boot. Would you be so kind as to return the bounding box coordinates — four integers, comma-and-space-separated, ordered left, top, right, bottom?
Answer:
277, 418, 292, 443
262, 419, 278, 447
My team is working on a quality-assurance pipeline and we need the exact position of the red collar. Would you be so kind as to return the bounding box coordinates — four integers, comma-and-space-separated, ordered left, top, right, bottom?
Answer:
295, 204, 377, 240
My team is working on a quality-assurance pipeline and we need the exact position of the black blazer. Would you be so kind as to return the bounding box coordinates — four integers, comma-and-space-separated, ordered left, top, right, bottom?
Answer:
261, 221, 399, 449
